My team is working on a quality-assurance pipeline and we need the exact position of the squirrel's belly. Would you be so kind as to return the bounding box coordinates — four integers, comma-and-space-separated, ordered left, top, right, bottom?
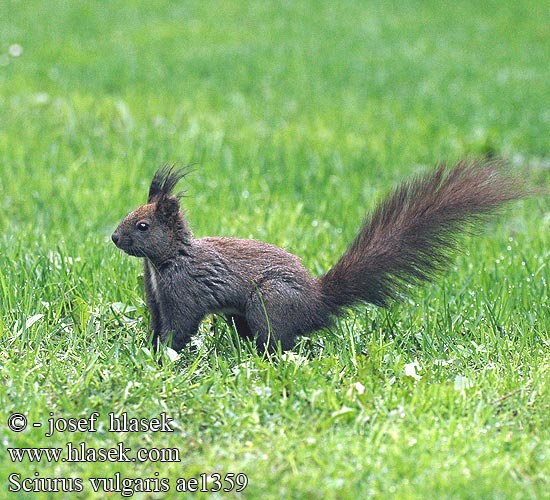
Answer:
218, 307, 241, 316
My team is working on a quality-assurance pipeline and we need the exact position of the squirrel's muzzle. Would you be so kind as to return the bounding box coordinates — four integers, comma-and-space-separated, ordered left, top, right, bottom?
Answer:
111, 230, 140, 257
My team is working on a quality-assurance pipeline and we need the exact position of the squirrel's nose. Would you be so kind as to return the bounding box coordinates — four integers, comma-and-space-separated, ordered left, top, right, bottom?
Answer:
111, 232, 120, 245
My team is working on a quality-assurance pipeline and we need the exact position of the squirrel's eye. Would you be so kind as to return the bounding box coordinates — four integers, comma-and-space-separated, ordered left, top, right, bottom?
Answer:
136, 221, 149, 232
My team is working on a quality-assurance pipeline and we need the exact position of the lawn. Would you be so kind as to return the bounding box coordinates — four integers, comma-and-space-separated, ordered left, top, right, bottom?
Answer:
1, 0, 549, 498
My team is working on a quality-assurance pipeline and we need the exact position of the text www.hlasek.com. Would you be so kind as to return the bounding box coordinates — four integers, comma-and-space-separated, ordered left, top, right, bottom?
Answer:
8, 442, 179, 463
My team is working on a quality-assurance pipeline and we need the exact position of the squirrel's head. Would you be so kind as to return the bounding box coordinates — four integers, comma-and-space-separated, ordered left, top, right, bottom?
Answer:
112, 165, 192, 263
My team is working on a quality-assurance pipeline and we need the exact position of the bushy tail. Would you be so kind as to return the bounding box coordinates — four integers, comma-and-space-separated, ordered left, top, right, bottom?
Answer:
321, 160, 524, 312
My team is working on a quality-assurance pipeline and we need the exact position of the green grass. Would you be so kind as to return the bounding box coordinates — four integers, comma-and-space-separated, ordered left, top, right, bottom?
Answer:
1, 0, 549, 498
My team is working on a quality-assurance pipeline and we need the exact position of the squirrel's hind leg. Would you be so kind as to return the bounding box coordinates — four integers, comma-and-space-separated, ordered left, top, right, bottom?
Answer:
225, 314, 254, 340
225, 313, 288, 353
245, 291, 299, 353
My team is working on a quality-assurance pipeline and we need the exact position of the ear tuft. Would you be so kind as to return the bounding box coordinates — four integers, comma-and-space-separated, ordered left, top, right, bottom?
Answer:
148, 164, 192, 203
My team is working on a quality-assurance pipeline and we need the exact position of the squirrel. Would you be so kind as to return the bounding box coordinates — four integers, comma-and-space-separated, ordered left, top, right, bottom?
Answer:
112, 160, 523, 353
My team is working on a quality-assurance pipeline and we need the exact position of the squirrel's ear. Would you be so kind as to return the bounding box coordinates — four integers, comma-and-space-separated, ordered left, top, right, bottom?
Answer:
148, 171, 164, 203
156, 194, 180, 218
148, 164, 190, 203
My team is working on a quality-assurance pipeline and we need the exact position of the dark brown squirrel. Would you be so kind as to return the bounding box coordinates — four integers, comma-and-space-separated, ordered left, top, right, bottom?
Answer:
112, 160, 522, 353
